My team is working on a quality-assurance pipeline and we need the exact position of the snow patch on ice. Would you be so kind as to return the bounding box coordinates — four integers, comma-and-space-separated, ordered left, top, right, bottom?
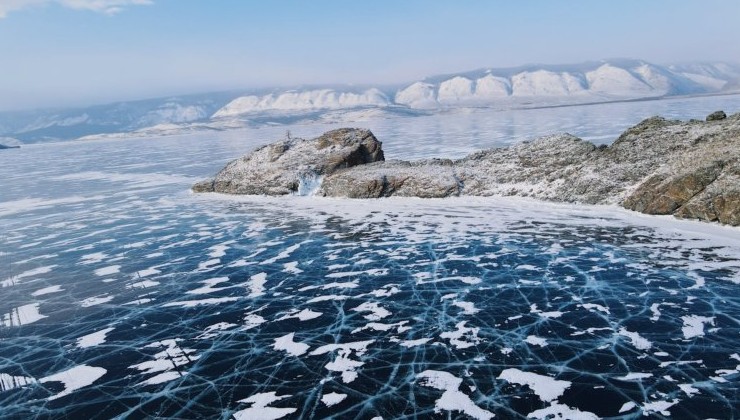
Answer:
244, 314, 266, 330
321, 392, 347, 407
642, 400, 678, 416
618, 327, 652, 350
453, 300, 480, 315
233, 392, 296, 420
307, 294, 349, 303
527, 403, 599, 420
310, 340, 373, 383
261, 243, 302, 265
162, 297, 239, 308
130, 339, 199, 386
498, 368, 571, 402
186, 276, 230, 295
80, 294, 114, 307
530, 303, 563, 319
2, 303, 47, 327
31, 285, 63, 296
399, 337, 432, 348
681, 315, 715, 339
580, 303, 610, 314
196, 322, 238, 339
525, 335, 549, 347
440, 322, 481, 349
40, 365, 106, 401
0, 373, 37, 392
76, 327, 115, 349
417, 370, 494, 420
247, 272, 267, 297
273, 333, 309, 356
94, 265, 120, 276
276, 308, 322, 322
616, 372, 653, 381
351, 302, 391, 321
282, 261, 303, 274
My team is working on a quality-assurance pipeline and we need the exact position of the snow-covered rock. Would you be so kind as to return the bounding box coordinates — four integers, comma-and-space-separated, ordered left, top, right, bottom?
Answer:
192, 128, 384, 195
196, 111, 740, 226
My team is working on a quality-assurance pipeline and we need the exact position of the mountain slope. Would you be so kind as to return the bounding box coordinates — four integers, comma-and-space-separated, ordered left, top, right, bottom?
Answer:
0, 92, 240, 143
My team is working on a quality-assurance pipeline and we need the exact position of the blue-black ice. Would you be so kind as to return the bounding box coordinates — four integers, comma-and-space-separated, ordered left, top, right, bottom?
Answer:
2, 192, 739, 419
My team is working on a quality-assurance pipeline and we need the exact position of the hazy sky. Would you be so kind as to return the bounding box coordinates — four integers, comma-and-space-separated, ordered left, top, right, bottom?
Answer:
1, 0, 739, 111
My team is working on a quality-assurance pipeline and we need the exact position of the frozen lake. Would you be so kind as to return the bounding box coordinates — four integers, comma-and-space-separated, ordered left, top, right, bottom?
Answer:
1, 95, 740, 418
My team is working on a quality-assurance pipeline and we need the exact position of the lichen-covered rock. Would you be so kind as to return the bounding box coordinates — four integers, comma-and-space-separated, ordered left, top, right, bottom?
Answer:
195, 112, 740, 226
193, 128, 384, 195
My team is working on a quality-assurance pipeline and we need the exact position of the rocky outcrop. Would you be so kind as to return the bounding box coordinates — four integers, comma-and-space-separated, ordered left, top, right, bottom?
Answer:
0, 144, 20, 150
194, 111, 740, 226
706, 110, 727, 121
192, 128, 384, 195
319, 159, 462, 198
623, 159, 740, 225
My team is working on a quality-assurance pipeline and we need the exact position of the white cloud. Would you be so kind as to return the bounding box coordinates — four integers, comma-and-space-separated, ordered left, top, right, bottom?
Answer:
0, 0, 152, 18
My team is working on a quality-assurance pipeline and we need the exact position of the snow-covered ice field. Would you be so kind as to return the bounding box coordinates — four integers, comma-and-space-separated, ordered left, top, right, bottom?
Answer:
1, 95, 740, 418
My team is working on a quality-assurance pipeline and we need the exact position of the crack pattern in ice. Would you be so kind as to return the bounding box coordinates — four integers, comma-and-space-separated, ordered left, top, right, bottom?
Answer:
1, 135, 740, 418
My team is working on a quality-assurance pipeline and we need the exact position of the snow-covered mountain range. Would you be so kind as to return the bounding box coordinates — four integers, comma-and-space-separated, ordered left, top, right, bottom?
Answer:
2, 59, 739, 143
394, 59, 740, 109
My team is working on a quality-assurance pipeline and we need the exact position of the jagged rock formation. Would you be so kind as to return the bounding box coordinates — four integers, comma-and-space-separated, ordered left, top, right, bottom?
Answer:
194, 112, 740, 225
192, 128, 384, 195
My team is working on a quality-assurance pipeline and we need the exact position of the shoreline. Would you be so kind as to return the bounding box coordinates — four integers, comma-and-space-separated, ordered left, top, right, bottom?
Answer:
189, 192, 740, 256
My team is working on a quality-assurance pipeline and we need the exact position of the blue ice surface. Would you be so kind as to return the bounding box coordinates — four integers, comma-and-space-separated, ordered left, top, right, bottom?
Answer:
1, 96, 740, 418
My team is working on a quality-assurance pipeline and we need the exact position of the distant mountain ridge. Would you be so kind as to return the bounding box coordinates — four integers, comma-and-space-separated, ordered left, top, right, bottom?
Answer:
1, 59, 739, 143
393, 59, 739, 109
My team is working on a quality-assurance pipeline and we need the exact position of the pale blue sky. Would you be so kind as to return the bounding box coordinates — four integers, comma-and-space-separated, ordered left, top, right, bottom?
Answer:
1, 0, 739, 111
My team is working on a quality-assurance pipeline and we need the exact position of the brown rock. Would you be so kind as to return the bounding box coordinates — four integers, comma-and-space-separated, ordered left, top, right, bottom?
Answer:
623, 162, 724, 214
